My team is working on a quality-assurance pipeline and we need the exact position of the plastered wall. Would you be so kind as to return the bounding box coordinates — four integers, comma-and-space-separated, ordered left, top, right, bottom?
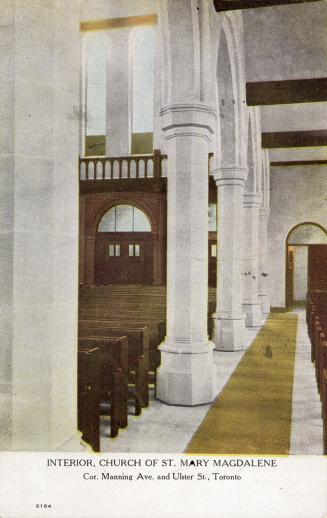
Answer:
269, 166, 327, 308
293, 246, 308, 302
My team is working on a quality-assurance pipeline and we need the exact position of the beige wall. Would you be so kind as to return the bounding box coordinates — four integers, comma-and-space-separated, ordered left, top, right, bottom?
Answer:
243, 2, 327, 82
294, 246, 308, 302
269, 166, 327, 308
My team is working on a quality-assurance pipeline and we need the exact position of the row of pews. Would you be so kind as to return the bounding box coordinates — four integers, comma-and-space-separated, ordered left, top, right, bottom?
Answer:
78, 285, 165, 451
306, 290, 327, 454
78, 285, 217, 451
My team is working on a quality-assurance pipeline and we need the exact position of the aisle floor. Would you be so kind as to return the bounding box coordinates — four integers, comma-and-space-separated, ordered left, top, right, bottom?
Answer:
101, 310, 323, 454
290, 309, 323, 455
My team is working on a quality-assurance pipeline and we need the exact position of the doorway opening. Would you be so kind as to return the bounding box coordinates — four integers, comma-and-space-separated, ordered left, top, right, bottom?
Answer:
95, 204, 153, 285
285, 222, 327, 310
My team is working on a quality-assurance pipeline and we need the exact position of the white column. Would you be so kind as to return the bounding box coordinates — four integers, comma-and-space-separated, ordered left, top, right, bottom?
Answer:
258, 208, 271, 316
106, 29, 131, 155
211, 166, 248, 351
157, 104, 216, 406
242, 192, 263, 327
0, 0, 81, 451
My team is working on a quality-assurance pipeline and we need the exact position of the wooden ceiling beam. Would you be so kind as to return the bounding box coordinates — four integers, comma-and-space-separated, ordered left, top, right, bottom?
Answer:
262, 131, 327, 148
214, 0, 320, 11
270, 160, 327, 166
247, 78, 327, 106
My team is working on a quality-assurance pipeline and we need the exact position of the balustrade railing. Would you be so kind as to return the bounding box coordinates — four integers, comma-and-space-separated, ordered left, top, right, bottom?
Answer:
79, 149, 167, 181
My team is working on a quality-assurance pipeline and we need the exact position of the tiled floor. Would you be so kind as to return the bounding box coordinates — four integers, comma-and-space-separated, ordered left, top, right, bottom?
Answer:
101, 311, 323, 454
289, 309, 324, 455
101, 325, 263, 453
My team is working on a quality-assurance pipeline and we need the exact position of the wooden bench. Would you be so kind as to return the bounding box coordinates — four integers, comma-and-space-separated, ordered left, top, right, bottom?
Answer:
79, 323, 150, 413
79, 318, 164, 371
306, 291, 327, 451
79, 335, 128, 427
78, 336, 129, 451
78, 347, 101, 452
323, 368, 327, 454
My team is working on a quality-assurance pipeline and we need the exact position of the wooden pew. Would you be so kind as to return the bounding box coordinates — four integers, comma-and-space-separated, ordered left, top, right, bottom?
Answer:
78, 336, 129, 452
79, 318, 164, 372
78, 347, 101, 452
79, 336, 128, 430
79, 323, 150, 413
79, 286, 215, 398
323, 368, 327, 454
306, 291, 327, 450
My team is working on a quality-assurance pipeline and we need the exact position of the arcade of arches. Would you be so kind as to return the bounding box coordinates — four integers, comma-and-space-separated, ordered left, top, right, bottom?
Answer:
1, 0, 327, 455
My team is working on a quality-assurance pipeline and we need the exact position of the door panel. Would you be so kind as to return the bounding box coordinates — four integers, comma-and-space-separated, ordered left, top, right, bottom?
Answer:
95, 233, 153, 285
208, 236, 217, 288
308, 244, 327, 291
286, 246, 294, 309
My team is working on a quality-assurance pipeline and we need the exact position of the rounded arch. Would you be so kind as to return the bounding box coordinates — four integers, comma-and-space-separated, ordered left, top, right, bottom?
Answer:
286, 222, 327, 245
246, 114, 255, 192
215, 12, 247, 167
245, 106, 263, 195
285, 221, 327, 309
98, 203, 152, 233
90, 197, 157, 236
82, 194, 166, 287
93, 200, 159, 286
216, 24, 236, 166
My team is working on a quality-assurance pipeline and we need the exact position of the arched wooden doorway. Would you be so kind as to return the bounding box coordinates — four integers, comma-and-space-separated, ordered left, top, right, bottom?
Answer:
95, 204, 154, 285
285, 222, 327, 310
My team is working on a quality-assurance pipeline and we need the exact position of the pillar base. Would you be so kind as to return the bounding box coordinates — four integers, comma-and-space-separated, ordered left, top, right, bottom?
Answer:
156, 340, 214, 406
243, 302, 262, 327
211, 313, 246, 351
259, 294, 270, 316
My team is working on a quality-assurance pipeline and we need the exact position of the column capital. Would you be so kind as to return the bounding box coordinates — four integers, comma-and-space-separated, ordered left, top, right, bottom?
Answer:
160, 103, 217, 142
211, 165, 248, 186
243, 192, 262, 208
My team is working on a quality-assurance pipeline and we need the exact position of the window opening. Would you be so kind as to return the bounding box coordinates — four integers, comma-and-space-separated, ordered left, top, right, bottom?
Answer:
108, 244, 121, 257
99, 205, 151, 232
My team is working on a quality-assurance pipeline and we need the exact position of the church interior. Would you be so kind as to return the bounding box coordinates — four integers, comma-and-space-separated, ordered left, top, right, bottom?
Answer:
1, 0, 327, 455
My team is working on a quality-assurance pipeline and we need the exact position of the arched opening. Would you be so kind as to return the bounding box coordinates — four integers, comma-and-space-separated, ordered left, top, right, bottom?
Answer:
246, 116, 255, 192
95, 204, 154, 285
216, 27, 236, 166
211, 24, 237, 291
285, 223, 327, 309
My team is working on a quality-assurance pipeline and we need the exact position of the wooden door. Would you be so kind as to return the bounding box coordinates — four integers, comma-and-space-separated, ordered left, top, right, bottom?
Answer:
208, 235, 217, 288
308, 244, 327, 292
95, 233, 153, 285
123, 241, 145, 284
286, 246, 294, 310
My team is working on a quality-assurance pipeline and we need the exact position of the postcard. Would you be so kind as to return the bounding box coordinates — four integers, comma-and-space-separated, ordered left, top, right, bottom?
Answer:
0, 0, 326, 517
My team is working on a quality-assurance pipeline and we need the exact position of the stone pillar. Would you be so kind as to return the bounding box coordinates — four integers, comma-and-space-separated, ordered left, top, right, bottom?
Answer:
0, 0, 81, 451
157, 104, 216, 406
106, 29, 131, 155
242, 193, 263, 327
211, 166, 248, 351
258, 208, 271, 316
